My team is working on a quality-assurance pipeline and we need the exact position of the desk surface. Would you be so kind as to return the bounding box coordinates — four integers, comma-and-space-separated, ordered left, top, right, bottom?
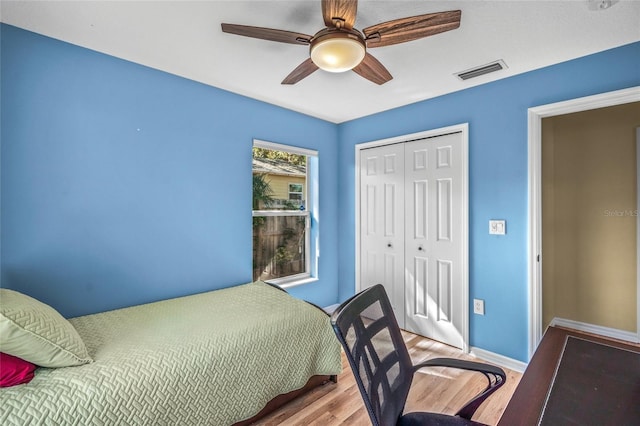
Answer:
497, 326, 640, 426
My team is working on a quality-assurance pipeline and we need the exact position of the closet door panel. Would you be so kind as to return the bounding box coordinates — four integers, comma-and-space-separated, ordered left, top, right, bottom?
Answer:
405, 133, 464, 349
360, 144, 405, 324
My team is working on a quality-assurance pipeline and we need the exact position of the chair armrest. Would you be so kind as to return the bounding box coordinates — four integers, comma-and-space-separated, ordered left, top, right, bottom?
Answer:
412, 357, 506, 420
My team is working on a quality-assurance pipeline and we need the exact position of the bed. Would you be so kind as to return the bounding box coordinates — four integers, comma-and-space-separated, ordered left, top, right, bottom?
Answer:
0, 281, 342, 425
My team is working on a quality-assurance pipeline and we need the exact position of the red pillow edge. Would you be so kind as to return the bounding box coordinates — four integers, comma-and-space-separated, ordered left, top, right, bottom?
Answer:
0, 352, 37, 387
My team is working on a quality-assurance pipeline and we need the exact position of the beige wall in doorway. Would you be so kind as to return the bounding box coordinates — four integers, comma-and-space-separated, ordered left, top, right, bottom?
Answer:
542, 102, 639, 332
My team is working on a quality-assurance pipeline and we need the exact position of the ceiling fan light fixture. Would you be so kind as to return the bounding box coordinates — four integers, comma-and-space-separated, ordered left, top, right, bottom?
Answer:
310, 32, 365, 73
222, 2, 462, 85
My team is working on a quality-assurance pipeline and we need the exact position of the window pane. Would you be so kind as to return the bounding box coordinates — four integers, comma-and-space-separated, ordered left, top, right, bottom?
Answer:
253, 215, 307, 281
252, 147, 306, 211
253, 143, 314, 283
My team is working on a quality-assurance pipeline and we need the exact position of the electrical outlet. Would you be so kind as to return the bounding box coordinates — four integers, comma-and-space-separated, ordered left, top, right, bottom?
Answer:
473, 299, 485, 315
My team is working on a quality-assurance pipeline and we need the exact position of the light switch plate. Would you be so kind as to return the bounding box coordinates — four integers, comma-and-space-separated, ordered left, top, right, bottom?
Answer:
489, 220, 506, 235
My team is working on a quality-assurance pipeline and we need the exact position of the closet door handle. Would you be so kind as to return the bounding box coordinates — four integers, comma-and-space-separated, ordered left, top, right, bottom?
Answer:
387, 243, 392, 248
418, 246, 423, 251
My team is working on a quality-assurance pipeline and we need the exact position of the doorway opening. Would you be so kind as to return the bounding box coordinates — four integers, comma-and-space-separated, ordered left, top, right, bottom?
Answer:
528, 87, 640, 359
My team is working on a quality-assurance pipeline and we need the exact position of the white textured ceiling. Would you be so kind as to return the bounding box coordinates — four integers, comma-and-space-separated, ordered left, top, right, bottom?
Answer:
2, 1, 639, 123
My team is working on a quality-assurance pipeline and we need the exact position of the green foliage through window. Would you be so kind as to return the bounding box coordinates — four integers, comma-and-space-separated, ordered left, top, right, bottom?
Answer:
253, 147, 306, 166
252, 174, 274, 210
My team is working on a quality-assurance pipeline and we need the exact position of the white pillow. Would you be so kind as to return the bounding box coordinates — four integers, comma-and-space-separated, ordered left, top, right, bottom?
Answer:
0, 289, 92, 367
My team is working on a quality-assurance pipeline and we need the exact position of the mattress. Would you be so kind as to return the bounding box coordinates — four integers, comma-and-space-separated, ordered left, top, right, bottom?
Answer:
0, 281, 342, 425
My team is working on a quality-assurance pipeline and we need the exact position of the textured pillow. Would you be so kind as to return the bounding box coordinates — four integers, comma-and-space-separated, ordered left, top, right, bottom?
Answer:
0, 352, 37, 387
0, 289, 92, 367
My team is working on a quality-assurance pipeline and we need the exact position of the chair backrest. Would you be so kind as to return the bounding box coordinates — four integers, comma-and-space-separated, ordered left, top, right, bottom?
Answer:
331, 284, 414, 426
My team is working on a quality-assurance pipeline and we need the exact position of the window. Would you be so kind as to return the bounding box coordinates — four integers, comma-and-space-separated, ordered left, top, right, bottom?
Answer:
252, 140, 318, 286
288, 183, 304, 202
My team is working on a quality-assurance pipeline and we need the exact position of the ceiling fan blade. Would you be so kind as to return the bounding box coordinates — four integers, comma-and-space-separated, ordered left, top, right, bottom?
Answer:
321, 0, 357, 30
352, 53, 393, 85
221, 23, 311, 45
282, 58, 319, 85
363, 10, 461, 48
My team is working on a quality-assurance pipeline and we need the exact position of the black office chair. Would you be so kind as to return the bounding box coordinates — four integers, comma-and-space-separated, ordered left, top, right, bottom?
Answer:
330, 284, 506, 426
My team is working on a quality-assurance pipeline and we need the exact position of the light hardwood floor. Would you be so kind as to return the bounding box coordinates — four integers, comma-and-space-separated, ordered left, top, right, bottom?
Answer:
254, 331, 522, 426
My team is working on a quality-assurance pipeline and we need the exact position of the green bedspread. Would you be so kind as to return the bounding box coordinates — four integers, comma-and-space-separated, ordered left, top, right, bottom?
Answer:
0, 281, 342, 425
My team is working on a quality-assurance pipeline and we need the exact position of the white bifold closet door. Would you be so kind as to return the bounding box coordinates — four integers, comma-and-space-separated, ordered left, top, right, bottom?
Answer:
360, 132, 464, 349
360, 142, 407, 326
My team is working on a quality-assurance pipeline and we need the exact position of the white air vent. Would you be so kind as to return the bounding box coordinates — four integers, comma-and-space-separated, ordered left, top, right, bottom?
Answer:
455, 60, 508, 81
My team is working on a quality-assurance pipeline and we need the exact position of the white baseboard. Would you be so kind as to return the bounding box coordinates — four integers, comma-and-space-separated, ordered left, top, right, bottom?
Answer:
469, 319, 639, 375
550, 317, 639, 344
469, 347, 528, 373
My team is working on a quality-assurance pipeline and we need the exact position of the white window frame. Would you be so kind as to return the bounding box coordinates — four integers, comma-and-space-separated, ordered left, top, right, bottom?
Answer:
253, 139, 318, 287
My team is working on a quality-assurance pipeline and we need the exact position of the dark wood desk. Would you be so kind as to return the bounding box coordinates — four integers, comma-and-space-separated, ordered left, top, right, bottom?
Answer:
498, 326, 640, 426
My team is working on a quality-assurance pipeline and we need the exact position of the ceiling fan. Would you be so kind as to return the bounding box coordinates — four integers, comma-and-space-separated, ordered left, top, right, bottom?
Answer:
221, 0, 461, 85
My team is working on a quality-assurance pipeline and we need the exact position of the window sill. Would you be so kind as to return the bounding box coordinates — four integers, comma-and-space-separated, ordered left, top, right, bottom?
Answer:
266, 276, 318, 290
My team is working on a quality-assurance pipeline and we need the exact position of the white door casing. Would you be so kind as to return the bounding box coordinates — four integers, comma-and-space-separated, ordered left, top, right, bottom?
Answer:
356, 124, 469, 351
528, 87, 640, 359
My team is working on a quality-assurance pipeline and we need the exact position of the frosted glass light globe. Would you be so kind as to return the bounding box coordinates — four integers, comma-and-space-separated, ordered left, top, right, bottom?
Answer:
310, 36, 366, 73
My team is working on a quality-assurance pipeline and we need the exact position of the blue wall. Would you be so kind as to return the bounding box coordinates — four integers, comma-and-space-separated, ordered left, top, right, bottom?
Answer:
337, 42, 640, 361
1, 24, 339, 317
2, 23, 639, 362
